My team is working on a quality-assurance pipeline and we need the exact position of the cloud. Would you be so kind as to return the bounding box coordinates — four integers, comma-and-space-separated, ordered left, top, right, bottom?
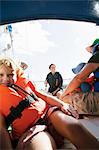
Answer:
12, 21, 56, 54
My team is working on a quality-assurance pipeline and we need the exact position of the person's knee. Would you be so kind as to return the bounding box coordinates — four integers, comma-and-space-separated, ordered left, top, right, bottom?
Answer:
65, 119, 83, 134
50, 111, 80, 132
55, 113, 80, 132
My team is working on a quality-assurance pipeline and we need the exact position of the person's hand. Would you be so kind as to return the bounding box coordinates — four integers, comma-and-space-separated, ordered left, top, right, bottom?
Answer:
61, 103, 79, 119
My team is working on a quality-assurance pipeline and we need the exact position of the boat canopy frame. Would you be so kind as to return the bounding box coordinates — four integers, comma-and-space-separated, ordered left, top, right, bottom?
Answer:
0, 0, 99, 25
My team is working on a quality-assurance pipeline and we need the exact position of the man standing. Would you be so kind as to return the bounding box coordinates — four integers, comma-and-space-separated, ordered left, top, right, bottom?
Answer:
45, 64, 63, 98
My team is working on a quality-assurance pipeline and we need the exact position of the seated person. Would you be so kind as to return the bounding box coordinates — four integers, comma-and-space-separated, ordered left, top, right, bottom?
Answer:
45, 64, 63, 98
0, 57, 99, 150
86, 39, 99, 92
72, 39, 99, 93
61, 39, 99, 114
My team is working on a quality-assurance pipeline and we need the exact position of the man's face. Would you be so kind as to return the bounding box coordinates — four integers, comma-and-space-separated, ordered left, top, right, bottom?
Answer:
0, 64, 17, 85
50, 64, 56, 73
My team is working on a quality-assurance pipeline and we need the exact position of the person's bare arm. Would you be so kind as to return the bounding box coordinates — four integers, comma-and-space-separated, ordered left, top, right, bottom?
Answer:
35, 89, 78, 118
61, 63, 99, 99
35, 89, 64, 107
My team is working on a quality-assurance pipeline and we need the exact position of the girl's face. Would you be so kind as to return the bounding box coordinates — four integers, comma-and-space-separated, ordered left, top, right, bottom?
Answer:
0, 64, 17, 85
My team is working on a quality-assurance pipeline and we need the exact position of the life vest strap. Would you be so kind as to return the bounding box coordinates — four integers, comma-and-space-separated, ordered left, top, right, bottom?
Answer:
5, 83, 38, 128
6, 97, 31, 127
9, 83, 38, 101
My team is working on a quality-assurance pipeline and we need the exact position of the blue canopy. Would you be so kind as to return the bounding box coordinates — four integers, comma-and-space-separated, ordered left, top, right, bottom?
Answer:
0, 0, 99, 25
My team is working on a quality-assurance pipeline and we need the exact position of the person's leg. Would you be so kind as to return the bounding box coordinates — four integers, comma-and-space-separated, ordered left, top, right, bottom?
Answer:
16, 131, 56, 150
0, 114, 13, 150
49, 110, 99, 149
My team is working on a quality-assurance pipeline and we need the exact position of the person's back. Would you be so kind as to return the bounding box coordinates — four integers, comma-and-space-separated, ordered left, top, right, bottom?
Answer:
92, 44, 99, 92
86, 39, 99, 92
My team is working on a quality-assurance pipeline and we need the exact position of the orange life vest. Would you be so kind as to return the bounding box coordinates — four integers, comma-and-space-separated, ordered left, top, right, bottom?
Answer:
0, 76, 48, 139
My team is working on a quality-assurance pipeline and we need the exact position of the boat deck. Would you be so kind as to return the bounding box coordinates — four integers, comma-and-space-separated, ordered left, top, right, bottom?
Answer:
79, 116, 99, 141
58, 116, 99, 150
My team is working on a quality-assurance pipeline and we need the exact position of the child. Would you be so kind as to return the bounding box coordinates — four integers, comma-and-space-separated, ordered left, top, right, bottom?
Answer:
0, 57, 99, 150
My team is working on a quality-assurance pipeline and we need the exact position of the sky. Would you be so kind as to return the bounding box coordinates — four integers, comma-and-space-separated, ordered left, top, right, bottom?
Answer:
0, 20, 99, 89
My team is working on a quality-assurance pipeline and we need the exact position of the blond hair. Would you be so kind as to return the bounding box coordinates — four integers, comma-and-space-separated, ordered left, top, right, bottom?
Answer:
0, 56, 24, 77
